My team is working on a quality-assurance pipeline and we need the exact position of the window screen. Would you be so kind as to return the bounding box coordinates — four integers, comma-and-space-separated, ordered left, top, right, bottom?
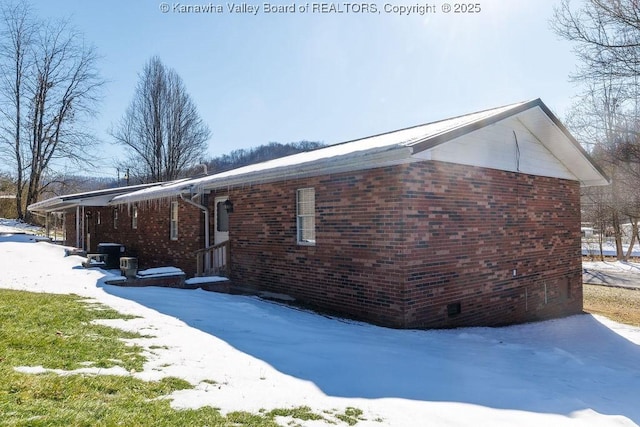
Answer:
297, 188, 315, 244
170, 201, 178, 240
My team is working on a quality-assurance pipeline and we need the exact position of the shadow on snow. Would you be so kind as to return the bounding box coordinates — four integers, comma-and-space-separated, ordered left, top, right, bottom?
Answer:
98, 282, 640, 423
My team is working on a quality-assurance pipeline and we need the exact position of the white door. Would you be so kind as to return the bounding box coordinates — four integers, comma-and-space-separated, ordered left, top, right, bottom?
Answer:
214, 196, 230, 245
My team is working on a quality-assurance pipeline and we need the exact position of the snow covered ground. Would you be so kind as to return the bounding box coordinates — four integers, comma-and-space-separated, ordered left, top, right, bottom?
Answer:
1, 219, 640, 426
582, 240, 640, 257
582, 260, 640, 289
583, 260, 640, 274
0, 218, 43, 236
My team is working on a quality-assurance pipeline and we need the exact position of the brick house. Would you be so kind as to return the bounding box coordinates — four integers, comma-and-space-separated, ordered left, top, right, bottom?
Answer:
29, 99, 608, 328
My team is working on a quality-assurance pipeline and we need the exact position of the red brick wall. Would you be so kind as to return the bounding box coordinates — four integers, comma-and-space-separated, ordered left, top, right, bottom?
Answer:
399, 161, 582, 328
223, 168, 407, 326
64, 212, 76, 248
223, 161, 582, 328
62, 159, 583, 329
64, 199, 204, 277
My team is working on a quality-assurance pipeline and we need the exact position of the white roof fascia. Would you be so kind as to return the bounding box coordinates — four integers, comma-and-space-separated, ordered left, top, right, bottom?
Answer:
27, 197, 64, 213
27, 183, 163, 213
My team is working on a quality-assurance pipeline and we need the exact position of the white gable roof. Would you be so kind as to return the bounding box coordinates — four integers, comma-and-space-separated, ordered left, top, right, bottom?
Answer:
110, 99, 608, 205
408, 101, 607, 186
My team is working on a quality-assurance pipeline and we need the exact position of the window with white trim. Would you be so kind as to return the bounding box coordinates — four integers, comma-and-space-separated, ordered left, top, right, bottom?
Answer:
296, 188, 315, 245
113, 209, 118, 229
170, 201, 178, 240
132, 206, 138, 229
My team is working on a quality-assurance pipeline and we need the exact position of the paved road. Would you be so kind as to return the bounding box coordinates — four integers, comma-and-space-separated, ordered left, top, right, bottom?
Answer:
583, 268, 640, 290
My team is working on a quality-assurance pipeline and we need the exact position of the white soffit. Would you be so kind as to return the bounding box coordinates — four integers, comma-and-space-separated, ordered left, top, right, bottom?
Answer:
516, 106, 608, 186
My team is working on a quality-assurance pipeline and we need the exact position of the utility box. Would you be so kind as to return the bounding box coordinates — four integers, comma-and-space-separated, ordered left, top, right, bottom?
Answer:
120, 257, 138, 279
97, 243, 125, 269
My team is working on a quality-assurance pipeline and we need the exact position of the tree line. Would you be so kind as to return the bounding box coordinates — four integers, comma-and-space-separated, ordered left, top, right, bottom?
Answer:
202, 141, 324, 175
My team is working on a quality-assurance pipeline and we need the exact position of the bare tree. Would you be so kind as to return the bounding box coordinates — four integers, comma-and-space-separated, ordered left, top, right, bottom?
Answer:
552, 0, 640, 82
111, 56, 210, 183
0, 2, 104, 222
0, 2, 34, 220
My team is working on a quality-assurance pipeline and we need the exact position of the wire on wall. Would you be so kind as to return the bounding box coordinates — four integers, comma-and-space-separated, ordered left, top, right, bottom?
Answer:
513, 130, 520, 172
512, 130, 521, 280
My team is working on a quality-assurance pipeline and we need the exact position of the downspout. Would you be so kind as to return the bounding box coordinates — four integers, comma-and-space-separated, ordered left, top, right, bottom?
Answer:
180, 191, 210, 270
75, 205, 80, 248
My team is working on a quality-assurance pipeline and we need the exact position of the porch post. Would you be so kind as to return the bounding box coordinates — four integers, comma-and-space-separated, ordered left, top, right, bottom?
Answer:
45, 213, 50, 240
81, 206, 85, 250
75, 206, 80, 248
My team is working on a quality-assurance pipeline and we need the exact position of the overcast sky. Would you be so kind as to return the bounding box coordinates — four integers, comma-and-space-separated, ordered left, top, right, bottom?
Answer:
31, 0, 581, 178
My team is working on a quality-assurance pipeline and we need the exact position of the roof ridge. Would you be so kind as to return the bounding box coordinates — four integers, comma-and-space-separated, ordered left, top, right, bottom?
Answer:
323, 99, 535, 150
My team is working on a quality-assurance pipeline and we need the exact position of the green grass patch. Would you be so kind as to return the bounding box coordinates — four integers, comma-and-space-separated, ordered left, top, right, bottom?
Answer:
268, 405, 324, 421
0, 289, 144, 372
0, 289, 364, 426
335, 407, 366, 425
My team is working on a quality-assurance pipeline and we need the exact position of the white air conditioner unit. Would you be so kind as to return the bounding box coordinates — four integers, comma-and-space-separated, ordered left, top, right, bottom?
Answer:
91, 253, 108, 263
119, 257, 135, 269
120, 257, 138, 279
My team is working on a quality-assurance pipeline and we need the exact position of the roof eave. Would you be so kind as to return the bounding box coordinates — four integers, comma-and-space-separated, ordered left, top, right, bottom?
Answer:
535, 101, 610, 185
27, 198, 66, 213
199, 146, 414, 191
27, 183, 162, 213
110, 146, 415, 205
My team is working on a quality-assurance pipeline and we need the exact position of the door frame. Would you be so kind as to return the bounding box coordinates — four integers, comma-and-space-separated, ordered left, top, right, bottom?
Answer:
214, 196, 230, 245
